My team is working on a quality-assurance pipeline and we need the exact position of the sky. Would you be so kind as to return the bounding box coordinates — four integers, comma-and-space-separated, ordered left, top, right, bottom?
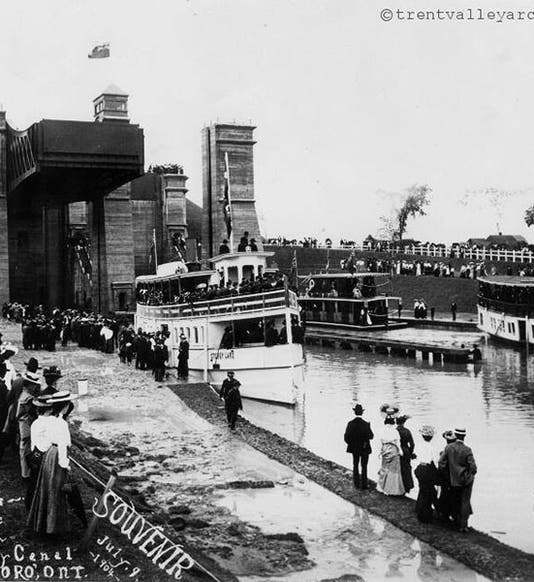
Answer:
1, 0, 534, 244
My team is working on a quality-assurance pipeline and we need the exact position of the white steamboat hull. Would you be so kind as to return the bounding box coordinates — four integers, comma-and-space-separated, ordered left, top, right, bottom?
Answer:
135, 287, 305, 405
477, 305, 534, 344
180, 343, 305, 405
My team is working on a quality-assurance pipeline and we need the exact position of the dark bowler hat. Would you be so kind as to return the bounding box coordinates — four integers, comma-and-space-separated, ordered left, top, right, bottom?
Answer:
43, 366, 62, 379
25, 357, 40, 373
353, 404, 364, 415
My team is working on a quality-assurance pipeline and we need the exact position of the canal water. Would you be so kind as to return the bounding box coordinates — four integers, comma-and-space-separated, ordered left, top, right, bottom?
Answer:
243, 328, 534, 554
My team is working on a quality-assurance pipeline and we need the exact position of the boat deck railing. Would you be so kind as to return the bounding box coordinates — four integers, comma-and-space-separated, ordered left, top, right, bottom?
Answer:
136, 289, 297, 319
299, 296, 394, 326
478, 297, 534, 317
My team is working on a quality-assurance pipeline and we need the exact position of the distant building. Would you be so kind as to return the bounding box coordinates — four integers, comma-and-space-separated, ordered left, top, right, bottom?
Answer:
467, 235, 528, 250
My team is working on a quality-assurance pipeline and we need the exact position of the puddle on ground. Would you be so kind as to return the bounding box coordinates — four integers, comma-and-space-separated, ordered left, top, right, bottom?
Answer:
215, 481, 490, 582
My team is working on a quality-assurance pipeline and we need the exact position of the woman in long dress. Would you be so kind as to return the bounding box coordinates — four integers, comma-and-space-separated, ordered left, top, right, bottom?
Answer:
25, 396, 54, 509
27, 391, 77, 535
378, 408, 405, 496
414, 425, 439, 522
396, 415, 415, 494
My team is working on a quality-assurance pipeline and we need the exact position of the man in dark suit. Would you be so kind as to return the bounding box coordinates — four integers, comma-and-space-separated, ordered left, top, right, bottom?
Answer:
438, 427, 477, 532
344, 404, 374, 489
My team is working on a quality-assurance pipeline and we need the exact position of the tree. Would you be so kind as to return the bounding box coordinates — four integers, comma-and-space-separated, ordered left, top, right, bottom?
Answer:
379, 184, 432, 241
526, 205, 534, 228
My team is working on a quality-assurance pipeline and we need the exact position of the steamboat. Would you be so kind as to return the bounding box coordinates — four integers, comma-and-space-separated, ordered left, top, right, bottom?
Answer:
135, 251, 305, 404
298, 272, 405, 331
477, 276, 534, 344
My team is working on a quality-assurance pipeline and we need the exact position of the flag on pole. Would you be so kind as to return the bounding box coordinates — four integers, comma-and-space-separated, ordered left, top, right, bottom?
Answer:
222, 153, 232, 237
88, 43, 110, 59
325, 248, 330, 273
290, 249, 299, 288
149, 228, 158, 272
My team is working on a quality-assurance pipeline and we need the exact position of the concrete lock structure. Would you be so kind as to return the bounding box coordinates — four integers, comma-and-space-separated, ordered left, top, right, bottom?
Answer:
201, 123, 262, 258
0, 85, 145, 313
0, 88, 263, 313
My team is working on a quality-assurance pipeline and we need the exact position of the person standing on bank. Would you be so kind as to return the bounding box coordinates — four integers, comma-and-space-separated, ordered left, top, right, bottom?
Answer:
28, 391, 78, 535
396, 415, 415, 494
177, 334, 189, 379
378, 405, 405, 496
438, 427, 477, 532
220, 371, 242, 430
414, 425, 439, 523
451, 300, 458, 321
16, 370, 41, 480
344, 403, 374, 490
436, 430, 456, 522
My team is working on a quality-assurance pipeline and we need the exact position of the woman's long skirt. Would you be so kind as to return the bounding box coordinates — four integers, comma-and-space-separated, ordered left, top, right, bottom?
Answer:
400, 455, 414, 493
415, 463, 438, 522
378, 444, 405, 495
27, 445, 70, 535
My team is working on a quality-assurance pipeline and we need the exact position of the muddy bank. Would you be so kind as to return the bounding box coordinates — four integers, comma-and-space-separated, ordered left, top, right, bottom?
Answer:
0, 320, 314, 582
0, 439, 232, 582
172, 383, 534, 582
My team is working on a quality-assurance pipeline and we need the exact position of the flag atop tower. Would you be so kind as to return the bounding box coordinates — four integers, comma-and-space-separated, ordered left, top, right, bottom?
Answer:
222, 153, 232, 237
88, 43, 110, 59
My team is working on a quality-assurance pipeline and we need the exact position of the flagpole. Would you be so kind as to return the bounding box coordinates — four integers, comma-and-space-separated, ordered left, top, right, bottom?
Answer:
225, 152, 234, 252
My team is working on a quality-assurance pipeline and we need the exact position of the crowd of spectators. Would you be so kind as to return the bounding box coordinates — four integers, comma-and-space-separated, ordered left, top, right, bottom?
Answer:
265, 236, 534, 258
364, 258, 488, 279
1, 303, 169, 381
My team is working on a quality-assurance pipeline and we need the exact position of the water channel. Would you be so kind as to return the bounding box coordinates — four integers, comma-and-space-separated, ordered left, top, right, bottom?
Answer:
243, 328, 534, 554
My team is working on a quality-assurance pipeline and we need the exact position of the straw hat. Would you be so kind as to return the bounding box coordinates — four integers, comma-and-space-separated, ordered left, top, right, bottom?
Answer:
419, 425, 435, 438
22, 371, 41, 385
32, 396, 52, 408
45, 390, 79, 404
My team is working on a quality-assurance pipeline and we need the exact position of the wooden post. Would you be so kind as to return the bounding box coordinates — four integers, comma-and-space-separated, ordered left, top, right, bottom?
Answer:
79, 472, 116, 552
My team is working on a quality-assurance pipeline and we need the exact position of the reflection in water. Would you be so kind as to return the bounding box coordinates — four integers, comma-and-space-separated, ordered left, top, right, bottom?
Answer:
243, 334, 534, 554
222, 482, 488, 582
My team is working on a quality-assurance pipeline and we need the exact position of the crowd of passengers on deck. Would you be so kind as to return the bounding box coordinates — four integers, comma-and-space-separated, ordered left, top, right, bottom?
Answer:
137, 272, 287, 307
478, 282, 534, 306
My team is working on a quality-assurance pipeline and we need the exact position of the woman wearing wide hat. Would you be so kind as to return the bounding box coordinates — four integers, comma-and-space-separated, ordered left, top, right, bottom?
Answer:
25, 396, 53, 510
42, 366, 62, 396
16, 370, 41, 479
27, 391, 78, 535
378, 404, 405, 496
414, 425, 439, 522
396, 414, 415, 493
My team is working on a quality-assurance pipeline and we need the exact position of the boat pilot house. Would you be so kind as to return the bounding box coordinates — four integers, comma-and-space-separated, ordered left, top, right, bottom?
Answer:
299, 273, 401, 329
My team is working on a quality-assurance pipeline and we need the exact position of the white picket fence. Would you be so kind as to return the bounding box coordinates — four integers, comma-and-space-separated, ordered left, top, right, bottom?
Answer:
268, 243, 534, 263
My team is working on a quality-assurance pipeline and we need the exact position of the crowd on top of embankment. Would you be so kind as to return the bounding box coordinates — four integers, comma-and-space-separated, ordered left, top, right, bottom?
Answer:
267, 236, 534, 254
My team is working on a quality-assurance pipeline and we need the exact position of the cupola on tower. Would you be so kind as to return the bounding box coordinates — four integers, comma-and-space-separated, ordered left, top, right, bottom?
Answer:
93, 84, 130, 123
